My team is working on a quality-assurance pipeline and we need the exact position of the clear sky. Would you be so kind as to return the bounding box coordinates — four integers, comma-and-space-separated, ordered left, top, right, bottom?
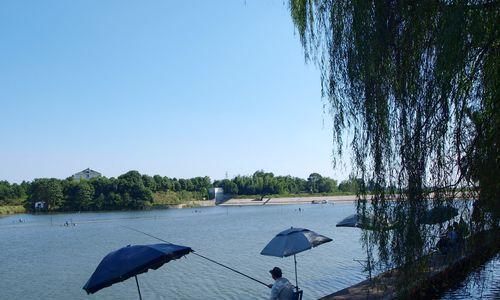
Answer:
0, 0, 350, 183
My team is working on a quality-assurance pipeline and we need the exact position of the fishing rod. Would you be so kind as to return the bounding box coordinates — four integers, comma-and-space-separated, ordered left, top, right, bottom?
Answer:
121, 225, 269, 288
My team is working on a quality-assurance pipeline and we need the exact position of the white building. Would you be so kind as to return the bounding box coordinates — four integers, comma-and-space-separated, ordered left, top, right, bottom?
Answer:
208, 187, 225, 203
34, 201, 45, 210
73, 168, 101, 181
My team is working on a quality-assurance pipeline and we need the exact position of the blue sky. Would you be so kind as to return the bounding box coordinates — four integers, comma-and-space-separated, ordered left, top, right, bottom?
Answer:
0, 1, 350, 183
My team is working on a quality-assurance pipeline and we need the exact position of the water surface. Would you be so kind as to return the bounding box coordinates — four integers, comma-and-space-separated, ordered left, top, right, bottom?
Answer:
1, 203, 497, 299
1, 203, 365, 299
440, 254, 500, 300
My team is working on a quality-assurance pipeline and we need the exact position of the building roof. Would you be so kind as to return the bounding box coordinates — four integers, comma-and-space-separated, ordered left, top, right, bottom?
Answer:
73, 168, 101, 177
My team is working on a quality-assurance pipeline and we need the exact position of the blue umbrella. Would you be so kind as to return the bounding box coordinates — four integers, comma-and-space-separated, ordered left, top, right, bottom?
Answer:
83, 243, 192, 299
336, 214, 361, 228
422, 206, 458, 224
260, 227, 332, 291
336, 213, 395, 230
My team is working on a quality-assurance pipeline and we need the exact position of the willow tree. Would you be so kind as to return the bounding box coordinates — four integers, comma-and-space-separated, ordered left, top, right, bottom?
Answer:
289, 0, 499, 292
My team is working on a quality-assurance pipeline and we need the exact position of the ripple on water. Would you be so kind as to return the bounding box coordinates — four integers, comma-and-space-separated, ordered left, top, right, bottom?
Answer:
439, 254, 500, 300
2, 204, 496, 299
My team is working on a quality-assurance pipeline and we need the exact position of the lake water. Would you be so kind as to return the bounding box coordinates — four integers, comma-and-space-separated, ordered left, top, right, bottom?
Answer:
0, 203, 497, 299
440, 253, 500, 300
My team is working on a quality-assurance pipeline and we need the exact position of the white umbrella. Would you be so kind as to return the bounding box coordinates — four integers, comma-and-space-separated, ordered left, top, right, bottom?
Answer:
260, 227, 332, 291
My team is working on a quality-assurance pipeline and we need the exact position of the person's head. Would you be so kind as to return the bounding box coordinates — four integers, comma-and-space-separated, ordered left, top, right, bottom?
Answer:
269, 267, 282, 280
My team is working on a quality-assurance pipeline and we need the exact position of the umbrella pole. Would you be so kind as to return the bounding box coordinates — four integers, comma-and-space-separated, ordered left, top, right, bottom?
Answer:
135, 275, 143, 300
294, 254, 298, 291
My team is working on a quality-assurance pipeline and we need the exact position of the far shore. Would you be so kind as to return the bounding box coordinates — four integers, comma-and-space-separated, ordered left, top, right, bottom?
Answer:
220, 195, 358, 206
220, 192, 475, 206
0, 201, 216, 216
0, 196, 352, 216
2, 192, 475, 216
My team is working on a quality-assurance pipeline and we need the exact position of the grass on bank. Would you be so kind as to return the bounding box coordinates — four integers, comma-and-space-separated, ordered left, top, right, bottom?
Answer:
0, 205, 26, 215
152, 191, 209, 206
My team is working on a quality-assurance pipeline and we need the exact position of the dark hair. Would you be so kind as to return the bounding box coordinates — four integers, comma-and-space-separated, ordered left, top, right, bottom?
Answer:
270, 267, 282, 278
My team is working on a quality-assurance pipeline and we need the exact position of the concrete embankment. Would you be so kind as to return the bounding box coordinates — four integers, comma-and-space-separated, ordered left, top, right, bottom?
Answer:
320, 229, 499, 300
220, 195, 358, 206
220, 193, 476, 207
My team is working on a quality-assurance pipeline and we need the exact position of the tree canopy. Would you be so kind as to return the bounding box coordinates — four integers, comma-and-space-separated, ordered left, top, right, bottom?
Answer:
2, 170, 344, 213
289, 0, 499, 291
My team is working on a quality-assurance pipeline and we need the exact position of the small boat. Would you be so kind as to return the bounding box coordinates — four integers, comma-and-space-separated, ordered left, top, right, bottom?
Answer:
311, 200, 327, 204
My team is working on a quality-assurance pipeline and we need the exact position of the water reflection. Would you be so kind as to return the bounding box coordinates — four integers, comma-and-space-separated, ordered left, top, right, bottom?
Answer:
1, 201, 497, 299
0, 204, 365, 300
440, 254, 500, 299
355, 197, 498, 298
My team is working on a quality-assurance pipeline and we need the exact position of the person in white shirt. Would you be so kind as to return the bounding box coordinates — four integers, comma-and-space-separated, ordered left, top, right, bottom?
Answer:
267, 267, 295, 300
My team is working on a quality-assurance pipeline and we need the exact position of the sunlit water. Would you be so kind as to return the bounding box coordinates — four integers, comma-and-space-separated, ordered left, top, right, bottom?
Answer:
0, 203, 497, 299
440, 254, 500, 300
0, 203, 365, 299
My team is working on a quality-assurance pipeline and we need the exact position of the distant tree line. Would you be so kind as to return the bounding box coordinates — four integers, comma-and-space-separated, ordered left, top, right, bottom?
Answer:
22, 171, 212, 212
0, 180, 29, 205
213, 171, 347, 196
0, 170, 358, 212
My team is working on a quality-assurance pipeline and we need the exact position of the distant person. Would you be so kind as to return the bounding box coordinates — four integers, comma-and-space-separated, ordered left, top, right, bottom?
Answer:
455, 218, 469, 250
457, 218, 469, 238
453, 221, 461, 241
447, 225, 458, 243
436, 234, 449, 254
437, 225, 456, 255
446, 224, 459, 253
267, 267, 294, 300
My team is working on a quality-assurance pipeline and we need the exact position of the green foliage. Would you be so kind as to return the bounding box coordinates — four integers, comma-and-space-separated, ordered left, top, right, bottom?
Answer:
1, 172, 206, 211
25, 178, 63, 211
289, 0, 498, 214
0, 205, 26, 215
0, 181, 28, 205
2, 170, 341, 212
63, 180, 95, 211
141, 175, 157, 192
307, 173, 337, 193
152, 190, 205, 206
289, 0, 499, 290
214, 171, 337, 196
118, 171, 153, 209
338, 177, 361, 194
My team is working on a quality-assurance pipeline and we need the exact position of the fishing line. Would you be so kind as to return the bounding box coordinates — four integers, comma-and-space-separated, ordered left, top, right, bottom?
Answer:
121, 225, 269, 287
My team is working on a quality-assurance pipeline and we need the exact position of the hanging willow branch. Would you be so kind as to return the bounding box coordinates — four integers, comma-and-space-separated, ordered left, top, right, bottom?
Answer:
289, 0, 499, 292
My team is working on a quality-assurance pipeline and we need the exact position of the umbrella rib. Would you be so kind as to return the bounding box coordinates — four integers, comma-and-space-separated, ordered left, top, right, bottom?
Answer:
119, 225, 269, 288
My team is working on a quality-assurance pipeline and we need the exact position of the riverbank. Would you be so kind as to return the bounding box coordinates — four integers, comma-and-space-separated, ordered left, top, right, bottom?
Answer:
321, 228, 500, 299
0, 205, 25, 215
152, 200, 215, 209
0, 201, 215, 217
220, 195, 358, 206
1, 194, 355, 216
221, 192, 478, 207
